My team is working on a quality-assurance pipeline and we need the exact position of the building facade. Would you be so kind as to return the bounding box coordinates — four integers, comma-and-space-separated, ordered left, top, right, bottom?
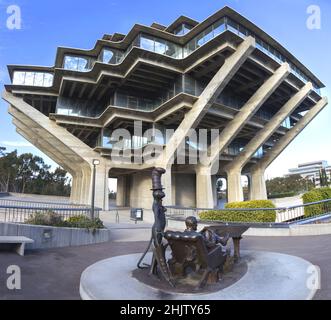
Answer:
2, 6, 328, 210
288, 161, 331, 187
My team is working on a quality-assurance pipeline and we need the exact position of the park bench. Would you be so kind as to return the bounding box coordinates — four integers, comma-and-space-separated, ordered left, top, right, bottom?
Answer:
0, 236, 34, 256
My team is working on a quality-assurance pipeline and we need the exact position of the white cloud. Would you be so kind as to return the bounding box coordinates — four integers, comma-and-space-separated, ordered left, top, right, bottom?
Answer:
1, 141, 33, 148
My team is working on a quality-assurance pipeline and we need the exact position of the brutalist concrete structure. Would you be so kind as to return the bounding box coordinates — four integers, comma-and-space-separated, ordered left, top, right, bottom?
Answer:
2, 7, 327, 210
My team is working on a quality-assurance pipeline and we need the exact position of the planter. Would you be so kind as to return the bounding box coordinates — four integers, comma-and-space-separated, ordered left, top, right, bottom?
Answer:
0, 222, 110, 249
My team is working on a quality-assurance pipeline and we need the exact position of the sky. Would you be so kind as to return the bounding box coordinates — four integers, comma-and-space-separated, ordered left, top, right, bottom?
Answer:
0, 0, 330, 180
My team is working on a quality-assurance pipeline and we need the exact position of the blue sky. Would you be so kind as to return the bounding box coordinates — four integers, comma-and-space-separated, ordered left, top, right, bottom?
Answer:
0, 0, 330, 178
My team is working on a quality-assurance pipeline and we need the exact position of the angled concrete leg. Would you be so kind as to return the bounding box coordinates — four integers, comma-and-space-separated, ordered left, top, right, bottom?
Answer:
196, 166, 214, 209
227, 169, 243, 203
15, 243, 25, 256
250, 167, 268, 200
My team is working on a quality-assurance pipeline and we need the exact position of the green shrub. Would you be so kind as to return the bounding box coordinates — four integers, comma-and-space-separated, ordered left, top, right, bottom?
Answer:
26, 212, 104, 231
199, 200, 276, 223
302, 187, 331, 217
66, 215, 104, 230
26, 211, 66, 227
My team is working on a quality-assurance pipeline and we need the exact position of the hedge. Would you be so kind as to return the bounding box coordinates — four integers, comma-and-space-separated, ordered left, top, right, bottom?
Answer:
302, 187, 331, 217
199, 200, 276, 223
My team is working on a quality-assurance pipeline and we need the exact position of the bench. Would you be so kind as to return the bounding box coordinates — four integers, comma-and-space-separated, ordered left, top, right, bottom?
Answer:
0, 236, 34, 256
164, 231, 228, 288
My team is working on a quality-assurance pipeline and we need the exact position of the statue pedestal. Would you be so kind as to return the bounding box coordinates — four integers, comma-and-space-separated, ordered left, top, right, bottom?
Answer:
80, 251, 317, 300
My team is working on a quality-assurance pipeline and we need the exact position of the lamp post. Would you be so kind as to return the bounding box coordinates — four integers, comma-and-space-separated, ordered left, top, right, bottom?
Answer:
91, 159, 100, 220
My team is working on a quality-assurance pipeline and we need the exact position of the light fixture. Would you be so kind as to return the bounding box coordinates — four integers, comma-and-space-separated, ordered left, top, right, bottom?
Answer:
93, 159, 100, 166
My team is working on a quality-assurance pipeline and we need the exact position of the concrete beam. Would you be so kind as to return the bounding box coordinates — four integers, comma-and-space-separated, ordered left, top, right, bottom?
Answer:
158, 37, 256, 167
250, 96, 328, 200
226, 82, 313, 173
208, 63, 291, 170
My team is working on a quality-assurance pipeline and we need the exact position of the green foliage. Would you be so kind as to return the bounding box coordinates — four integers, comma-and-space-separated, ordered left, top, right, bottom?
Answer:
26, 211, 67, 227
26, 211, 105, 231
199, 200, 276, 223
0, 147, 71, 196
319, 169, 329, 187
266, 174, 314, 197
302, 187, 331, 217
66, 215, 105, 230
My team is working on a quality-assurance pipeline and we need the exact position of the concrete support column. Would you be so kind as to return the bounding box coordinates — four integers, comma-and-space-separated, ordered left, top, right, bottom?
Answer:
196, 166, 214, 208
70, 173, 80, 203
116, 176, 127, 207
250, 167, 267, 200
90, 165, 110, 211
226, 169, 244, 203
212, 175, 219, 208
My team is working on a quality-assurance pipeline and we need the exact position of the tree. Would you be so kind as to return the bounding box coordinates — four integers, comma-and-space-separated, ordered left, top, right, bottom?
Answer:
266, 174, 314, 196
319, 169, 329, 187
0, 147, 71, 196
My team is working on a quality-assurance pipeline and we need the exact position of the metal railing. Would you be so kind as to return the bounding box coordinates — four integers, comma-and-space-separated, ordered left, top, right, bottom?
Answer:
108, 207, 131, 224
0, 198, 102, 223
165, 199, 331, 227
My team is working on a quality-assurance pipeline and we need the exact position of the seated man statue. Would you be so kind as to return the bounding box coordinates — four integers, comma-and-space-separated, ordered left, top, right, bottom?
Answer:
185, 216, 230, 250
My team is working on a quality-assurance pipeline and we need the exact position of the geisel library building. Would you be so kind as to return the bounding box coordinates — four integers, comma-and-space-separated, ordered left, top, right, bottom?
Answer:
2, 6, 328, 212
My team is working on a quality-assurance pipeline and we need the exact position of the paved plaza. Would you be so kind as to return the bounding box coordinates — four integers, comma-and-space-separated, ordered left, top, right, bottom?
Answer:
0, 217, 330, 300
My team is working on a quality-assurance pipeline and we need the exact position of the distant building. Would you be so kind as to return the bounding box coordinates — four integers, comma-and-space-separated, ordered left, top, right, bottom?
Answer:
288, 161, 331, 187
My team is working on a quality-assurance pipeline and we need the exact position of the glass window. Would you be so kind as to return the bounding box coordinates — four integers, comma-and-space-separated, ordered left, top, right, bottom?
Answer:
184, 40, 196, 56
154, 39, 167, 54
238, 25, 247, 38
227, 19, 239, 34
12, 72, 26, 85
183, 24, 192, 34
77, 57, 89, 71
43, 73, 54, 87
63, 56, 92, 72
24, 72, 34, 85
165, 41, 182, 58
140, 35, 155, 51
101, 49, 114, 63
12, 71, 53, 87
184, 75, 196, 95
102, 129, 113, 148
34, 73, 44, 86
203, 26, 214, 44
213, 18, 226, 37
196, 33, 205, 48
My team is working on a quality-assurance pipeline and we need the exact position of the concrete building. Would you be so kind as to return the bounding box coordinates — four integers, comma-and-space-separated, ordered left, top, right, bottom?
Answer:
288, 161, 331, 187
2, 6, 328, 210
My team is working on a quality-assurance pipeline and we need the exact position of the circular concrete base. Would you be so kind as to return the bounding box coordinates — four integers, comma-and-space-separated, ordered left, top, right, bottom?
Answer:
80, 251, 317, 300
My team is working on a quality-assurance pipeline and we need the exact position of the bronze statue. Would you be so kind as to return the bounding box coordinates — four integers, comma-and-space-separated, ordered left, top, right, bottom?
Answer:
185, 216, 230, 250
136, 168, 244, 289
137, 167, 174, 286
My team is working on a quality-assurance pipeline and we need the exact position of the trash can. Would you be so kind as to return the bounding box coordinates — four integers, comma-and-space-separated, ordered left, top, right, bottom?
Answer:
131, 208, 143, 222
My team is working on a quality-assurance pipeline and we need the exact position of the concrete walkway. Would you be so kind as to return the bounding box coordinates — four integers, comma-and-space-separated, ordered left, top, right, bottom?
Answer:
0, 223, 331, 300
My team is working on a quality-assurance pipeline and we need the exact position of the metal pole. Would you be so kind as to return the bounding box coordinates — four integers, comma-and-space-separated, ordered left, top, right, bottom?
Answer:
91, 163, 96, 220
